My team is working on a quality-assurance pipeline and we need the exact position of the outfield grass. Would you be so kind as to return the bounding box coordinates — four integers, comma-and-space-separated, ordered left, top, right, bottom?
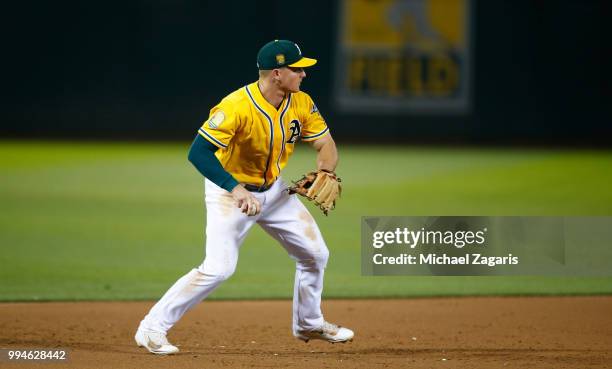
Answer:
1, 141, 611, 301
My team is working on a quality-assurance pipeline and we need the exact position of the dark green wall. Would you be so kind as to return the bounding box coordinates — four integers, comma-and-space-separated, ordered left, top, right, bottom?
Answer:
1, 1, 607, 144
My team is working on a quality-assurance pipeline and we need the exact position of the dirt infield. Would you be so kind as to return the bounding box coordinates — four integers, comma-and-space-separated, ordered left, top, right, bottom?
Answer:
1, 297, 611, 369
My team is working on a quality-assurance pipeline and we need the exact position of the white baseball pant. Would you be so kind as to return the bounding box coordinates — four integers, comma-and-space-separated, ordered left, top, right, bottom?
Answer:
140, 177, 329, 336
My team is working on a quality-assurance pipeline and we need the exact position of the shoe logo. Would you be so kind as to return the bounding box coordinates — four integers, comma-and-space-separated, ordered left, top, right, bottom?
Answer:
147, 338, 162, 350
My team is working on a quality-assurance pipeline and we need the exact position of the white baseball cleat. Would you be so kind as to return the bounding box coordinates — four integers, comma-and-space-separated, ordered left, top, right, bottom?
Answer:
296, 321, 354, 343
135, 327, 179, 355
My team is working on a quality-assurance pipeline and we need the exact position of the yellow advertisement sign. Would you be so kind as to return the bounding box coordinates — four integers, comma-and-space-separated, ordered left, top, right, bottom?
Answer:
335, 0, 472, 113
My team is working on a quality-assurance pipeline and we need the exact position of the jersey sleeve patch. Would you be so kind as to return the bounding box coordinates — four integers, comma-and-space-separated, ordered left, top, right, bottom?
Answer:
207, 111, 225, 129
198, 102, 239, 150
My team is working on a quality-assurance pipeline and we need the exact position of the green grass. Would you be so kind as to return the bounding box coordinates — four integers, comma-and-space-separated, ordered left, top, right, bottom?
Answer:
1, 141, 611, 301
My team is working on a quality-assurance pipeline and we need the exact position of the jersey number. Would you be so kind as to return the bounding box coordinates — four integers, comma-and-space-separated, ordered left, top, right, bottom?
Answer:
286, 120, 301, 144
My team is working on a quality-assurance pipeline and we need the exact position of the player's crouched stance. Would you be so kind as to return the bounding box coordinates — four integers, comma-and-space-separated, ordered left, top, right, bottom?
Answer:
134, 40, 353, 355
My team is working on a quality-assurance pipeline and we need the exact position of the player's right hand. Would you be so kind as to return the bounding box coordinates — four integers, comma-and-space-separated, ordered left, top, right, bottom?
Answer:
231, 185, 261, 216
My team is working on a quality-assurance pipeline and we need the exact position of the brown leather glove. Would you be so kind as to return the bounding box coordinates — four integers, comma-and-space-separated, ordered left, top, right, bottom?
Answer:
287, 170, 342, 215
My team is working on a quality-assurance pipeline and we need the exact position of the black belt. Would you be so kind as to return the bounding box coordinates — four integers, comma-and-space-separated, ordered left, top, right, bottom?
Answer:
244, 182, 274, 192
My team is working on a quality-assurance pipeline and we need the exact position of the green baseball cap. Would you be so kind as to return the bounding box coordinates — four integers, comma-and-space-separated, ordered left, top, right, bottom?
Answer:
256, 40, 317, 70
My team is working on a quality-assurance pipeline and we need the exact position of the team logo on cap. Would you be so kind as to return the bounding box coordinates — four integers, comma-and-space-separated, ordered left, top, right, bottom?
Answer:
276, 54, 285, 65
207, 111, 225, 129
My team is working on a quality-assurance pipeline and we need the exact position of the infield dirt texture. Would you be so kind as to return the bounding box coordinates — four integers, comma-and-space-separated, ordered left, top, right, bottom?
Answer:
1, 297, 611, 368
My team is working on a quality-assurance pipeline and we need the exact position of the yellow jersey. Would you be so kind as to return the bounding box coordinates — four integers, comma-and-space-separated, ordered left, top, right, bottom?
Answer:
198, 81, 329, 186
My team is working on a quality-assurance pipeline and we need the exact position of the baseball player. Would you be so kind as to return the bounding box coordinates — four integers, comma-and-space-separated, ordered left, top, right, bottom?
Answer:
135, 39, 354, 355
